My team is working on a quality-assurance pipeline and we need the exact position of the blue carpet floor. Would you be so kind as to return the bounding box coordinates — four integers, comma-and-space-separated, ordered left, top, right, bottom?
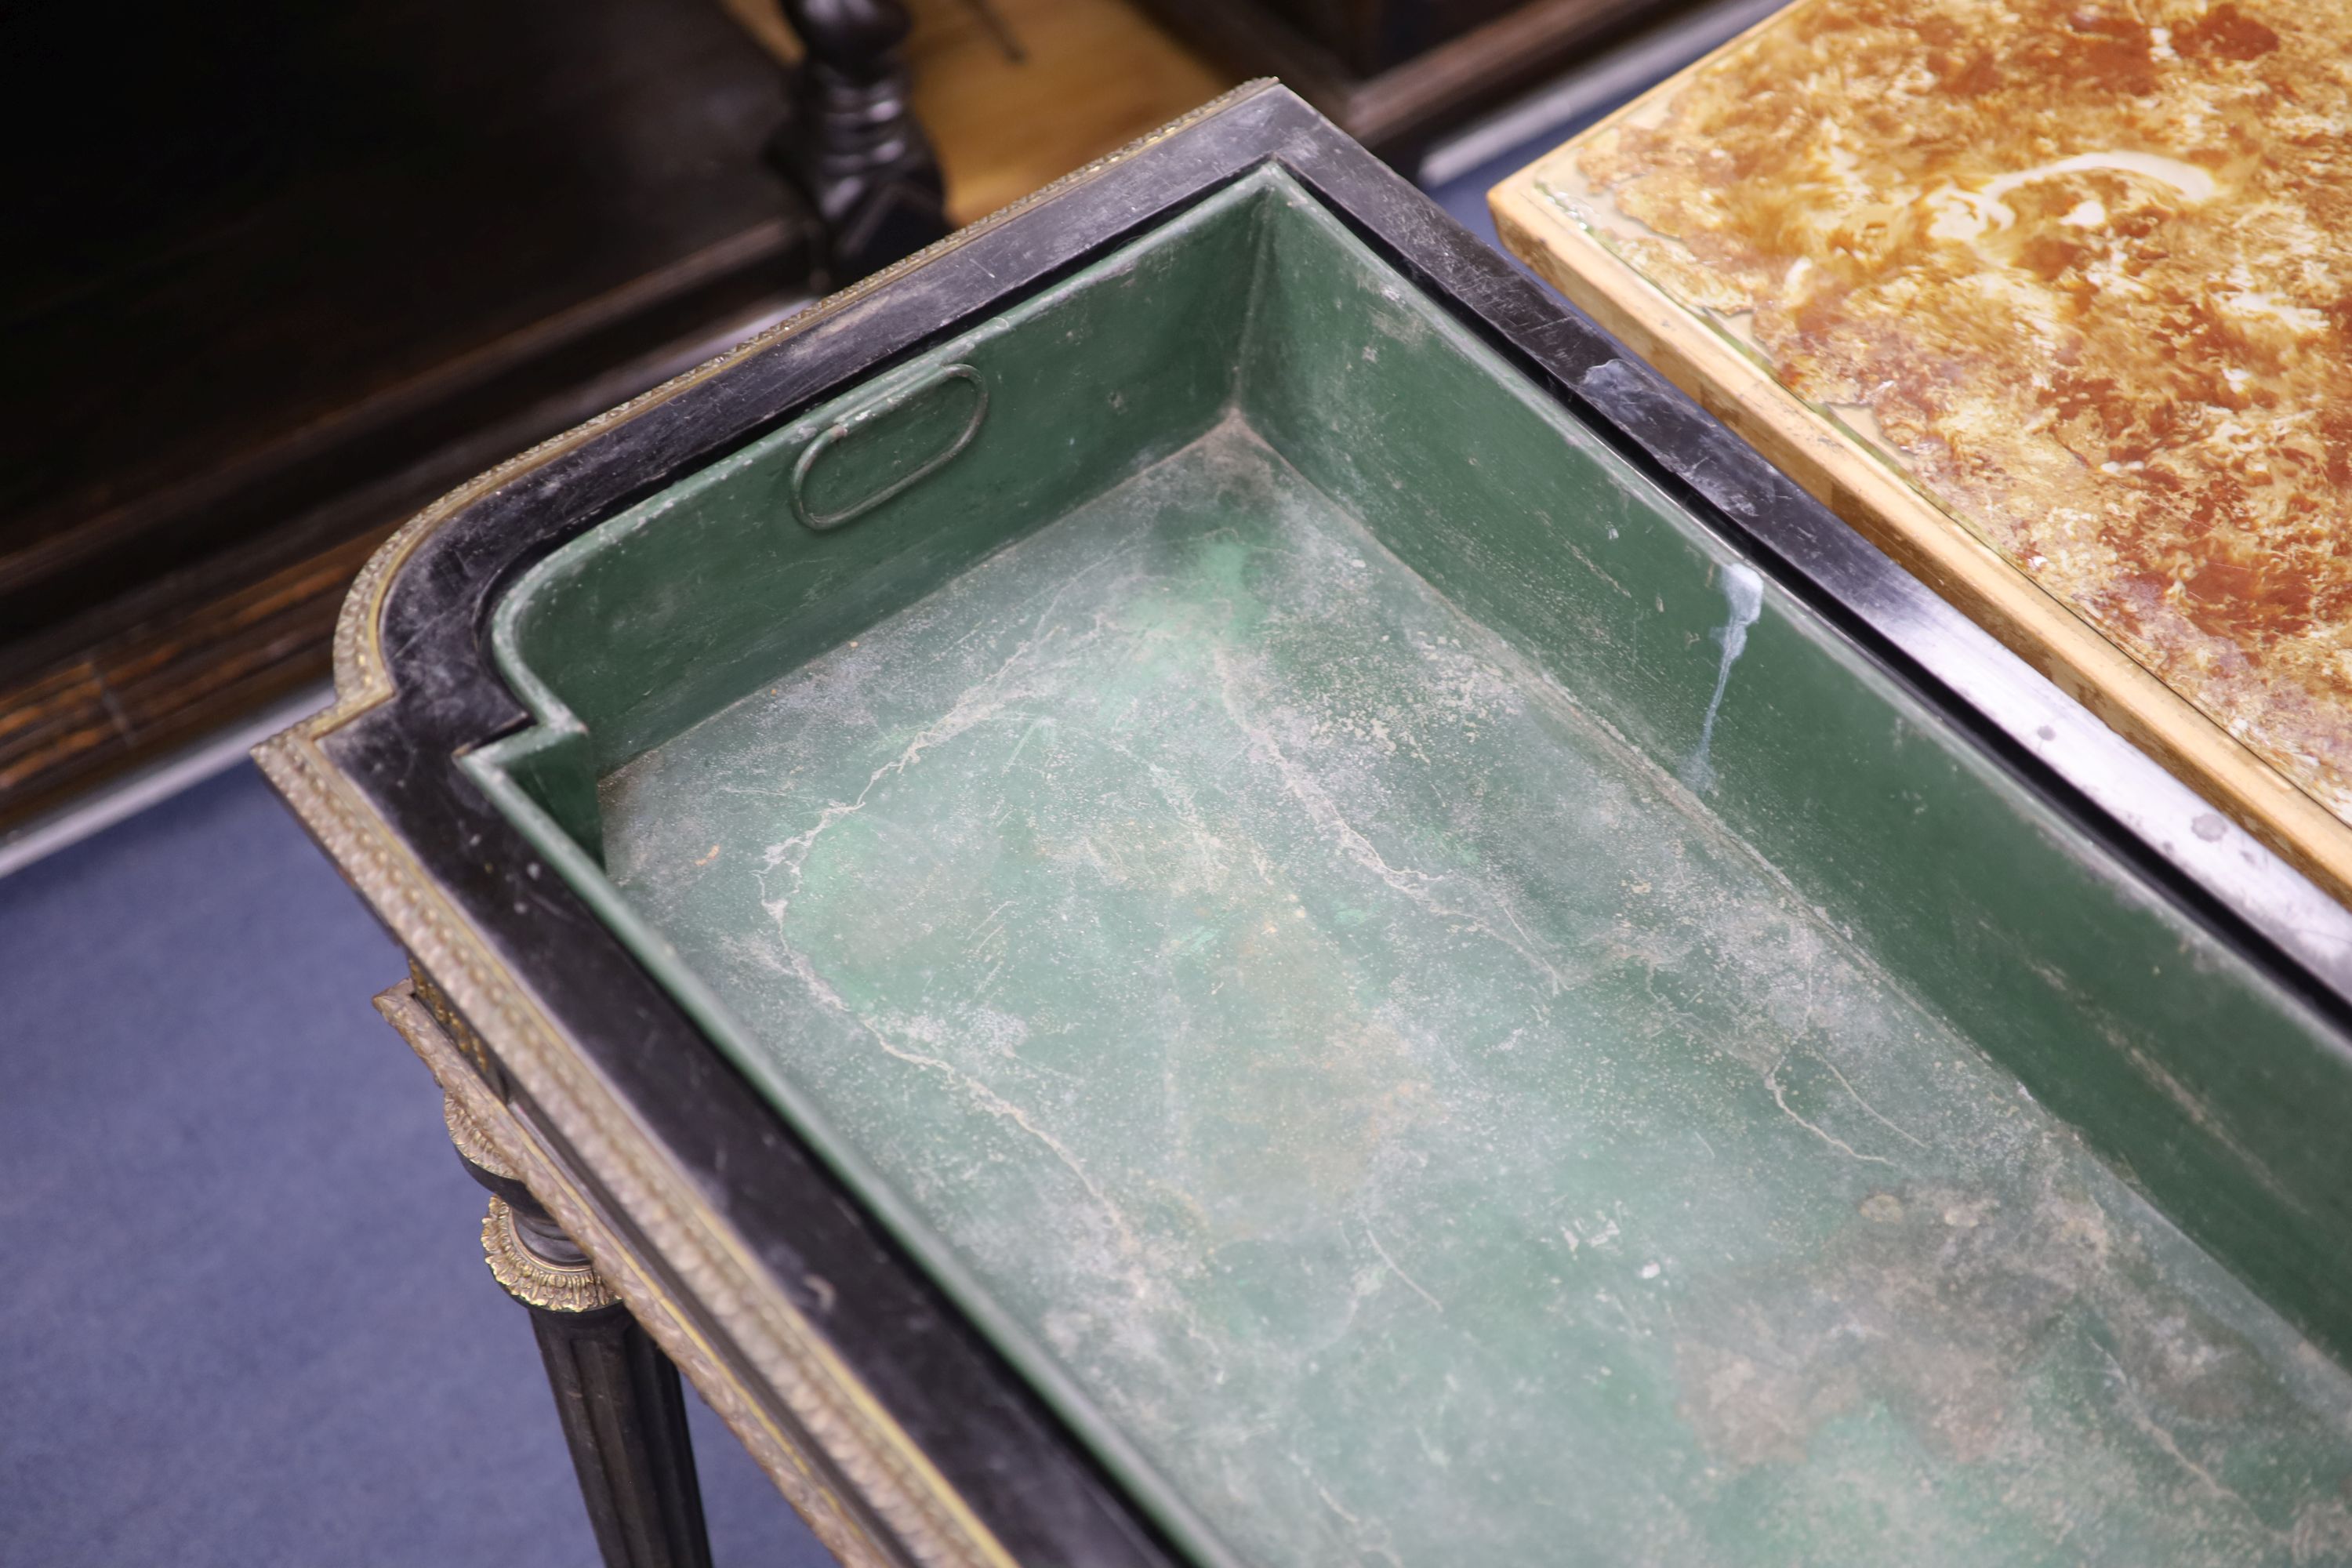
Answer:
0, 764, 826, 1566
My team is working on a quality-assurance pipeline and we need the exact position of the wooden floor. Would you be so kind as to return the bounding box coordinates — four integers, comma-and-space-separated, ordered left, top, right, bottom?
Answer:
913, 0, 1234, 223
728, 0, 1236, 227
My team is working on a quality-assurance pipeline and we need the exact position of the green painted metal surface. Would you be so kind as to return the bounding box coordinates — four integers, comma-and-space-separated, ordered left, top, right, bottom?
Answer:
472, 170, 2352, 1566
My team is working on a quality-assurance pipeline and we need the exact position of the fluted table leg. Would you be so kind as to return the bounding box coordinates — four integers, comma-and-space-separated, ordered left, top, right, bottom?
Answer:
450, 1097, 713, 1568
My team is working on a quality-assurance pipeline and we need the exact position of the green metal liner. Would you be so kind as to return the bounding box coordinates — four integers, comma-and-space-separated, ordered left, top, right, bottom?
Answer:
466, 169, 2352, 1566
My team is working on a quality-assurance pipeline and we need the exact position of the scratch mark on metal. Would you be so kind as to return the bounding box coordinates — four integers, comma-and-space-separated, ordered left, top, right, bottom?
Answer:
1812, 1048, 1929, 1149
1365, 1223, 1445, 1312
1766, 1051, 1896, 1167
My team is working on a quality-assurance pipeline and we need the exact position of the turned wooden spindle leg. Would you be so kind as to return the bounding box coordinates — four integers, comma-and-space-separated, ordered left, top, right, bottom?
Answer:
447, 1098, 713, 1568
774, 0, 948, 280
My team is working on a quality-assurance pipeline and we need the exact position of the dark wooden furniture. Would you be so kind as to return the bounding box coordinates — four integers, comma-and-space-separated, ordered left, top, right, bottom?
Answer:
1127, 0, 1700, 158
261, 85, 2352, 1568
0, 0, 941, 839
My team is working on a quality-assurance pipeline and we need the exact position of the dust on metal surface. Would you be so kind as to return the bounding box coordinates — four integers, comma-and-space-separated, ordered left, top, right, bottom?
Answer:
603, 423, 2352, 1567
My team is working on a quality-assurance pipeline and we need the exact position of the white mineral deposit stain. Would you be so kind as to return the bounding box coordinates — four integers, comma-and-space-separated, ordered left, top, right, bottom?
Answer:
1682, 563, 1764, 794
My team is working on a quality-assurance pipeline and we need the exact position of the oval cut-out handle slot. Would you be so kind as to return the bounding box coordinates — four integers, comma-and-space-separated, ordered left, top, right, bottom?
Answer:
789, 362, 989, 532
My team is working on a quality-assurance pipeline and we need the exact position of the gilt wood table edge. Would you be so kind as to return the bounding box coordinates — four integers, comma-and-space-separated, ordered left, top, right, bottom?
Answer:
252, 74, 2352, 1568
1485, 15, 2352, 913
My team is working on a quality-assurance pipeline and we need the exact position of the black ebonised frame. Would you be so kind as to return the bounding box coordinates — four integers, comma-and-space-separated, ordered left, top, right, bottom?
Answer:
265, 82, 2352, 1566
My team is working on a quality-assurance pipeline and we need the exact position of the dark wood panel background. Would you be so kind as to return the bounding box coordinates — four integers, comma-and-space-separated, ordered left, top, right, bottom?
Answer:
0, 0, 826, 831
0, 0, 1241, 837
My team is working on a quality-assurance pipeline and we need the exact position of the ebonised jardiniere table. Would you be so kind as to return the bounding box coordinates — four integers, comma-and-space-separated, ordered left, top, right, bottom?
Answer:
262, 84, 2352, 1568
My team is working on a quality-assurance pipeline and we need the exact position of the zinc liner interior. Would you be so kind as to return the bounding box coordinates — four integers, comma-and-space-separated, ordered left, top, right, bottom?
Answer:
467, 169, 2352, 1566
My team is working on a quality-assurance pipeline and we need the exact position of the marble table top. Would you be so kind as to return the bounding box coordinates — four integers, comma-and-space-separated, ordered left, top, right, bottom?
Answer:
1494, 0, 2352, 892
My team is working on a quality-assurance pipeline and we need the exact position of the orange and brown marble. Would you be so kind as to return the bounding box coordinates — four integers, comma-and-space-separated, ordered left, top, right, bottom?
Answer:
1550, 0, 2352, 822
